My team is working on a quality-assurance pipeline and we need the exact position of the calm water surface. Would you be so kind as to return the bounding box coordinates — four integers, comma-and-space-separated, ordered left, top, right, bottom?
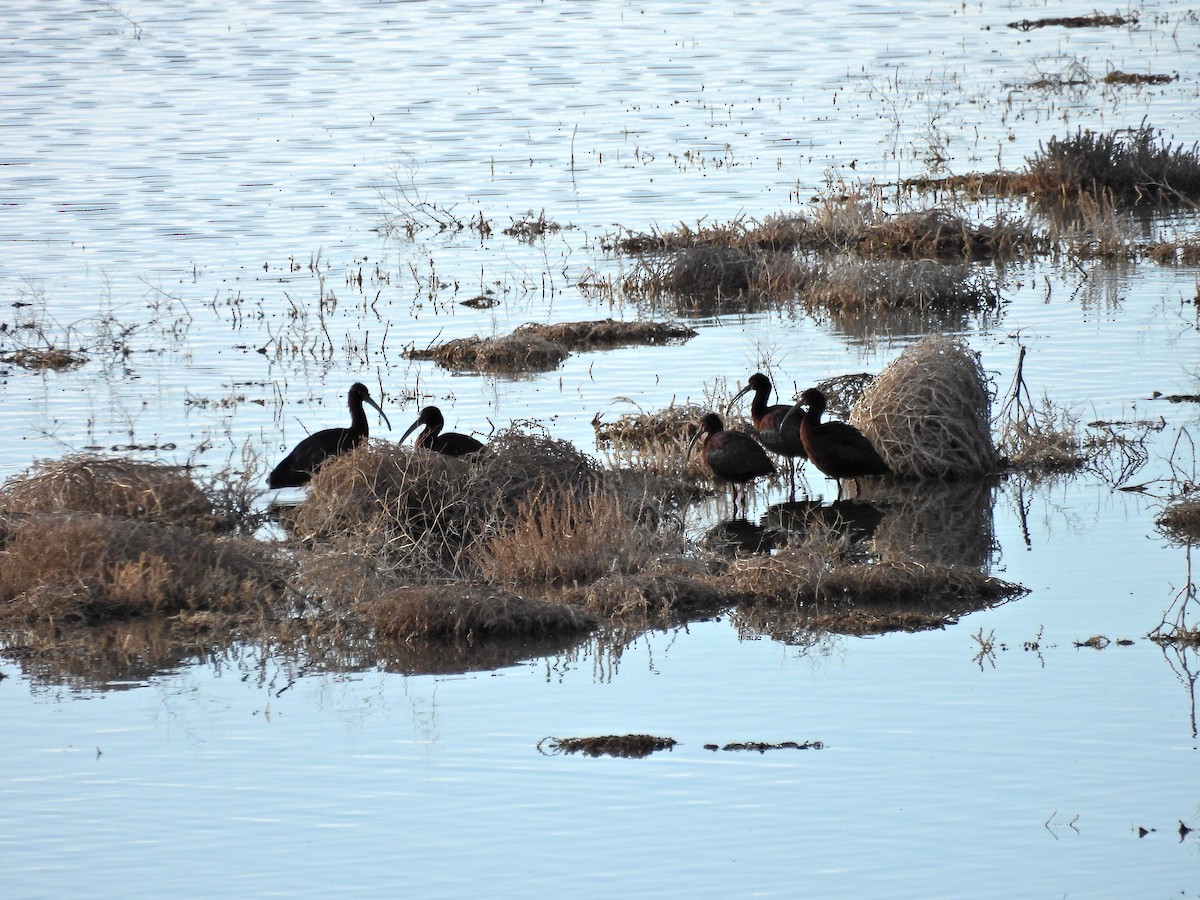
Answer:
3, 0, 1200, 895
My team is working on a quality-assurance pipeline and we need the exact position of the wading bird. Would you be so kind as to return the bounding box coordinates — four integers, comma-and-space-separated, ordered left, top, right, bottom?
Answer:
399, 406, 484, 457
730, 372, 807, 486
268, 382, 391, 488
782, 388, 888, 498
688, 412, 776, 515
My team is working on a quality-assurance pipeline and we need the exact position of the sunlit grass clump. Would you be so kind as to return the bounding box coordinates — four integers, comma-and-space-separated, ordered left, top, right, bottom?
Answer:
0, 455, 217, 530
0, 513, 283, 625
850, 335, 999, 478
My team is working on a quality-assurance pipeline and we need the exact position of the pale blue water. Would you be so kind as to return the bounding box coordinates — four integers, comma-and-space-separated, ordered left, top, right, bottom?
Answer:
2, 0, 1200, 895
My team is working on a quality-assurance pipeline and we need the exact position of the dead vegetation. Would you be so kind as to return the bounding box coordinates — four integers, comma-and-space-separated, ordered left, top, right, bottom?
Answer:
521, 319, 697, 350
997, 346, 1086, 473
0, 512, 284, 625
1158, 500, 1200, 543
1146, 236, 1200, 265
539, 734, 678, 758
1008, 12, 1138, 30
406, 330, 569, 374
1025, 126, 1200, 205
909, 125, 1200, 211
1103, 71, 1178, 86
593, 402, 712, 476
1, 456, 220, 531
855, 209, 1039, 260
852, 335, 999, 478
705, 741, 824, 752
0, 414, 1032, 675
0, 347, 88, 371
405, 319, 696, 373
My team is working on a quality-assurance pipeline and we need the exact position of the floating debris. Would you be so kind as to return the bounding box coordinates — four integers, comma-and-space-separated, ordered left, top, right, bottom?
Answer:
538, 734, 677, 758
703, 740, 824, 752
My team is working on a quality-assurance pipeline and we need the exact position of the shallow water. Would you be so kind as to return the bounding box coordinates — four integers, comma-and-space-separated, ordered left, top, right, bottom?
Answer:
3, 0, 1200, 896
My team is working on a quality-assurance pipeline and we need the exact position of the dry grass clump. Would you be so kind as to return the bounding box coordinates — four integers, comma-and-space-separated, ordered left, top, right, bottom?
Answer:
357, 583, 595, 643
287, 430, 609, 582
1025, 125, 1200, 205
1, 456, 216, 530
736, 602, 955, 637
621, 246, 813, 312
407, 331, 568, 374
475, 486, 680, 589
593, 403, 711, 476
475, 427, 601, 502
405, 320, 696, 373
1157, 500, 1200, 543
0, 513, 284, 625
857, 210, 1039, 260
503, 209, 562, 241
805, 259, 998, 314
851, 336, 999, 478
287, 443, 486, 577
996, 350, 1085, 472
521, 319, 696, 350
902, 171, 1033, 199
814, 373, 876, 418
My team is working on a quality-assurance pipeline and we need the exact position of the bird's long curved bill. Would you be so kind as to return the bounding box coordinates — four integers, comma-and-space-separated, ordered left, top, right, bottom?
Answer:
779, 401, 804, 433
726, 384, 752, 416
365, 396, 392, 431
686, 428, 704, 458
399, 419, 422, 444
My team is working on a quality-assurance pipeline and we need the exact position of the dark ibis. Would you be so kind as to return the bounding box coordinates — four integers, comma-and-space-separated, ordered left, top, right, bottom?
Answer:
688, 412, 776, 515
730, 372, 807, 491
783, 388, 888, 498
399, 406, 484, 457
730, 372, 807, 460
268, 382, 391, 488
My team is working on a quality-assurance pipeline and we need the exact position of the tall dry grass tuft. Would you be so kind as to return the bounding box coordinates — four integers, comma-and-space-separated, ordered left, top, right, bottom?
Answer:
1026, 124, 1200, 205
474, 485, 680, 589
286, 429, 607, 587
1, 455, 216, 530
851, 335, 999, 478
0, 513, 284, 625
